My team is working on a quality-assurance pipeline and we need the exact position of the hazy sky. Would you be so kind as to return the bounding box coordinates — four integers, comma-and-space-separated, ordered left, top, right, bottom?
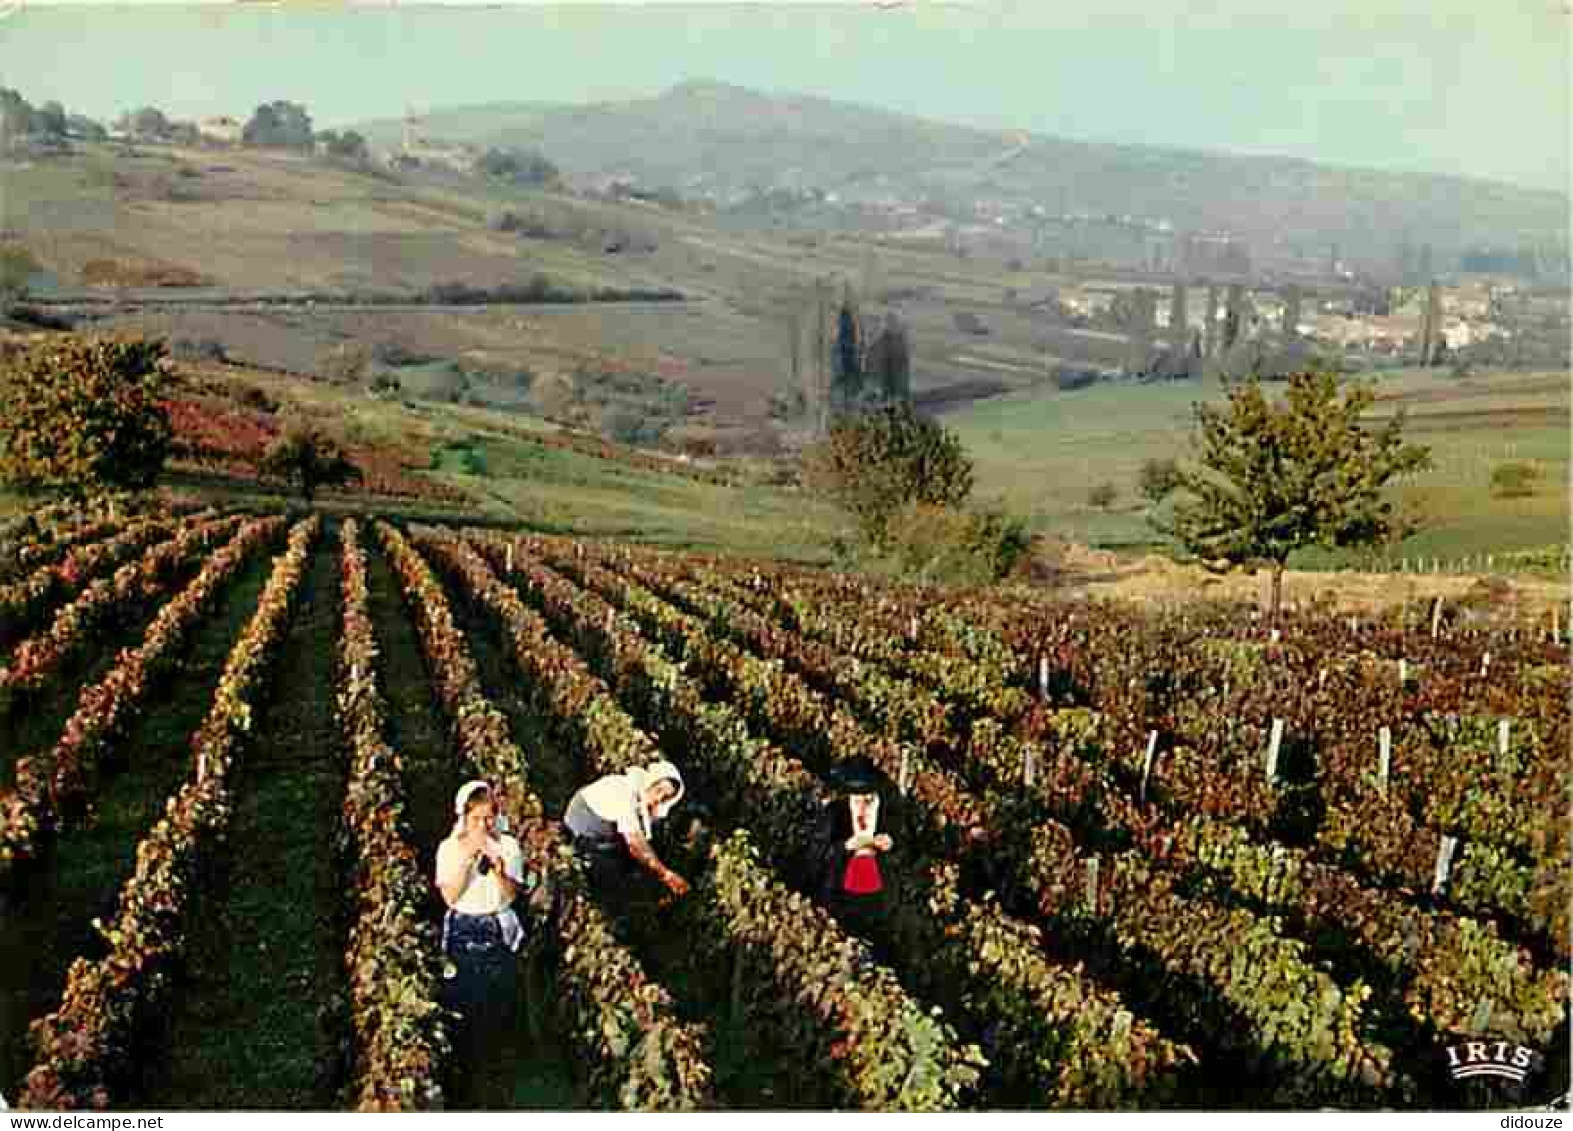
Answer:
1, 1, 1567, 192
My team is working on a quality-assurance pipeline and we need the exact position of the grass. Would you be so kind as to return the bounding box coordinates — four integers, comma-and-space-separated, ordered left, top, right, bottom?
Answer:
942, 368, 1570, 565
148, 532, 346, 1110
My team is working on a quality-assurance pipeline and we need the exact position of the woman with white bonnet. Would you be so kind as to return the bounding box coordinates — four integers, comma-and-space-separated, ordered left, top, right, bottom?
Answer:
562, 760, 689, 922
435, 779, 527, 1096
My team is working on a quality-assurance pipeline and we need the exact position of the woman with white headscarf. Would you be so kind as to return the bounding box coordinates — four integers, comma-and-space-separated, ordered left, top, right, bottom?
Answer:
435, 779, 527, 1095
562, 761, 689, 919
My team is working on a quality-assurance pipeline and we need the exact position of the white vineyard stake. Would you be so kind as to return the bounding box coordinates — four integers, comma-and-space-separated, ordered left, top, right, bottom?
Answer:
898, 750, 911, 796
197, 752, 207, 782
1377, 727, 1392, 793
1432, 834, 1459, 895
1038, 656, 1049, 699
1023, 745, 1037, 789
506, 542, 513, 572
1431, 597, 1443, 639
1085, 856, 1101, 912
1398, 658, 1409, 686
1139, 730, 1158, 801
1498, 719, 1511, 758
909, 615, 918, 640
1265, 719, 1284, 783
1480, 652, 1491, 677
1318, 668, 1327, 691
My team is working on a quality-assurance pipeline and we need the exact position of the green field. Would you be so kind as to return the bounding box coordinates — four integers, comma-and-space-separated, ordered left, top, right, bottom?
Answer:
944, 368, 1571, 567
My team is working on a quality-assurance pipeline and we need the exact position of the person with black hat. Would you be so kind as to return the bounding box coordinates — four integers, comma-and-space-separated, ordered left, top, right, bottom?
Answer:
808, 757, 896, 936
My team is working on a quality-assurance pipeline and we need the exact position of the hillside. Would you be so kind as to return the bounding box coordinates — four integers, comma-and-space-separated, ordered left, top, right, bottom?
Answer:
357, 80, 1570, 272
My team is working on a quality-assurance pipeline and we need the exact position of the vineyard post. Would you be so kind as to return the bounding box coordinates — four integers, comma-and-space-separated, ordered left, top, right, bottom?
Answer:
898, 749, 911, 796
1037, 656, 1049, 699
197, 751, 207, 782
1265, 719, 1284, 783
1480, 652, 1491, 677
1024, 745, 1037, 789
506, 542, 513, 573
909, 615, 918, 641
1318, 668, 1327, 691
351, 663, 360, 684
1430, 598, 1443, 639
1139, 731, 1158, 801
1497, 719, 1510, 758
1378, 727, 1391, 793
1432, 834, 1459, 895
1553, 605, 1560, 642
1084, 856, 1100, 913
1399, 659, 1409, 686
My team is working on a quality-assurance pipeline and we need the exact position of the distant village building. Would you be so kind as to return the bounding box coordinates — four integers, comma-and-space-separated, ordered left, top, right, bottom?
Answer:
198, 116, 243, 146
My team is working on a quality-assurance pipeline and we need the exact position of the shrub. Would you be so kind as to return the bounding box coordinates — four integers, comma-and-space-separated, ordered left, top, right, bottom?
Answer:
169, 337, 228, 364
803, 401, 973, 545
1087, 481, 1118, 510
877, 504, 1032, 585
1491, 461, 1541, 499
1138, 457, 1181, 504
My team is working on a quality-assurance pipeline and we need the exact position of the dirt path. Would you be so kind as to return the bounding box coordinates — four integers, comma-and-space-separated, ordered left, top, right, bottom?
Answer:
1039, 541, 1568, 619
147, 531, 346, 1110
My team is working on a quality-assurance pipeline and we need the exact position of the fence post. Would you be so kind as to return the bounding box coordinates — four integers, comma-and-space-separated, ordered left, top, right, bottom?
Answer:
1265, 719, 1285, 783
1432, 834, 1459, 896
1140, 730, 1158, 801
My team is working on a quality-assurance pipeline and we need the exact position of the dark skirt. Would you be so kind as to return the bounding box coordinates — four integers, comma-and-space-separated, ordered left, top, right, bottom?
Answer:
441, 912, 519, 1037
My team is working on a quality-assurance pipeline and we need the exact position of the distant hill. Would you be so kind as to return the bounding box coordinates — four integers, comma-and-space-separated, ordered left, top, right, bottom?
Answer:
357, 80, 1569, 274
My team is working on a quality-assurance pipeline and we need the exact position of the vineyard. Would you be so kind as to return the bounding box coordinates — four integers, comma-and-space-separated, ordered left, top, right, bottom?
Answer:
0, 500, 1567, 1111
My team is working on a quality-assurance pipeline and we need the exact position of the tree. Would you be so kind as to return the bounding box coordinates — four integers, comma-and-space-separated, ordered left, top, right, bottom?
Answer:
317, 129, 369, 166
804, 401, 973, 544
1158, 372, 1430, 621
259, 423, 361, 502
477, 146, 558, 185
36, 100, 67, 137
67, 114, 107, 141
119, 106, 172, 140
831, 297, 863, 409
0, 335, 173, 496
0, 89, 34, 140
863, 312, 912, 403
242, 101, 314, 150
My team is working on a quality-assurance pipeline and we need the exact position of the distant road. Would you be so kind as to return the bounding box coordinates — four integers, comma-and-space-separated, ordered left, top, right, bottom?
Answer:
30, 289, 698, 315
